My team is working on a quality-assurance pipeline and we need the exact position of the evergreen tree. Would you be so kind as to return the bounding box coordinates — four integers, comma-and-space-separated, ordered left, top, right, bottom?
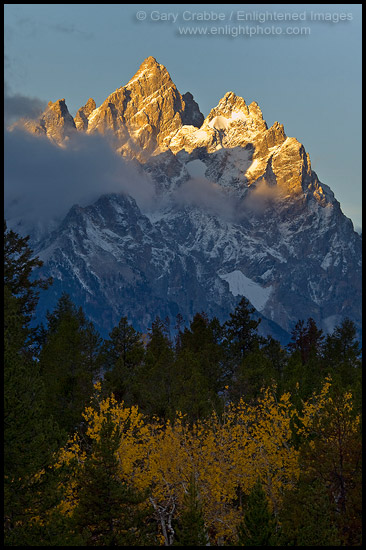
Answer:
4, 220, 52, 323
39, 293, 102, 435
101, 315, 145, 402
285, 317, 327, 399
181, 313, 224, 390
173, 312, 224, 421
323, 318, 362, 408
72, 415, 154, 546
172, 349, 214, 423
278, 477, 340, 546
173, 312, 185, 350
3, 226, 65, 544
133, 317, 175, 419
223, 297, 261, 377
287, 317, 324, 365
261, 335, 287, 386
174, 473, 208, 546
231, 349, 277, 402
281, 352, 305, 410
324, 318, 361, 366
299, 391, 362, 546
4, 286, 62, 544
237, 478, 276, 546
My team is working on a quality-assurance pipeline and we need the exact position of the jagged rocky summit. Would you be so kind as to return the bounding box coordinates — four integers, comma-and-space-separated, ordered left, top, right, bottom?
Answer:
8, 56, 362, 341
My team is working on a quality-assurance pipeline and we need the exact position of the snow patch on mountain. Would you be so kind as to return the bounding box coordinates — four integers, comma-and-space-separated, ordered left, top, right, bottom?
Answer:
219, 270, 273, 311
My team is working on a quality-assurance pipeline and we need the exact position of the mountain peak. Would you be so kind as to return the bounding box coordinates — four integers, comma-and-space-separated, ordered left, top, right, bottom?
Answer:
85, 57, 203, 159
139, 55, 160, 69
11, 97, 76, 143
125, 56, 173, 91
47, 98, 67, 112
74, 98, 96, 131
200, 91, 267, 137
217, 91, 248, 112
41, 98, 76, 142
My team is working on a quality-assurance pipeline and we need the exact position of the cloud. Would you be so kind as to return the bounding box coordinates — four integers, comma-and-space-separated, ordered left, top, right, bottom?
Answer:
172, 174, 284, 222
173, 176, 238, 221
11, 15, 94, 40
242, 179, 285, 215
49, 22, 94, 40
4, 128, 156, 238
4, 81, 47, 125
4, 120, 290, 244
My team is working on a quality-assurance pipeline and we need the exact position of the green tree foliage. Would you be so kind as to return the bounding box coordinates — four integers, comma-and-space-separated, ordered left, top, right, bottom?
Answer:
223, 297, 261, 378
261, 335, 287, 385
101, 315, 145, 402
299, 391, 362, 546
4, 287, 62, 545
174, 473, 208, 546
4, 220, 52, 323
72, 416, 154, 546
323, 318, 362, 408
39, 293, 102, 435
237, 477, 276, 546
231, 349, 277, 402
278, 477, 340, 546
284, 318, 326, 399
133, 317, 175, 419
173, 313, 224, 421
287, 317, 324, 365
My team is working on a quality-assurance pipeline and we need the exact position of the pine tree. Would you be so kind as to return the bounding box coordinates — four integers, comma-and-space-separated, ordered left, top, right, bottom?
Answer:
299, 390, 362, 546
4, 220, 52, 323
72, 415, 154, 546
287, 317, 324, 365
4, 286, 62, 544
172, 348, 213, 423
3, 225, 65, 544
39, 293, 102, 435
174, 473, 208, 546
285, 317, 327, 399
278, 477, 340, 546
237, 478, 276, 546
101, 315, 144, 402
232, 349, 276, 402
173, 312, 224, 421
323, 318, 361, 408
133, 317, 175, 419
261, 335, 287, 385
223, 297, 261, 375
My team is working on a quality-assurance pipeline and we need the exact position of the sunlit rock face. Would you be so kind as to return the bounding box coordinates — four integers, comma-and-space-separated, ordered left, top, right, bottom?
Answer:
12, 98, 77, 144
9, 57, 362, 340
85, 56, 204, 160
74, 98, 96, 131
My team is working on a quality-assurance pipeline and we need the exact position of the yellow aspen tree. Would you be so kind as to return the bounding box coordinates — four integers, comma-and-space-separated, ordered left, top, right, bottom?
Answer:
54, 382, 305, 546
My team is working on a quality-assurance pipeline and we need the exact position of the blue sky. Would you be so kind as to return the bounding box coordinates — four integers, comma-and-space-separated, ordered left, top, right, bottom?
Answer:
4, 3, 362, 230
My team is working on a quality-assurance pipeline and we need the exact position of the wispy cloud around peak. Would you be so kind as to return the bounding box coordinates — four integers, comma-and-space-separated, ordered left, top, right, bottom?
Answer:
4, 81, 47, 126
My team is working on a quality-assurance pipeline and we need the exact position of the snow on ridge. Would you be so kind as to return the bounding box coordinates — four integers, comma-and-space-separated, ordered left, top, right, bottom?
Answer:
87, 106, 103, 126
219, 269, 272, 311
208, 116, 230, 130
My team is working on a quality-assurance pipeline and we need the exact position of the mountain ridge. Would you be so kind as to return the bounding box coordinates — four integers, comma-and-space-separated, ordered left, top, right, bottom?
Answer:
7, 56, 362, 341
